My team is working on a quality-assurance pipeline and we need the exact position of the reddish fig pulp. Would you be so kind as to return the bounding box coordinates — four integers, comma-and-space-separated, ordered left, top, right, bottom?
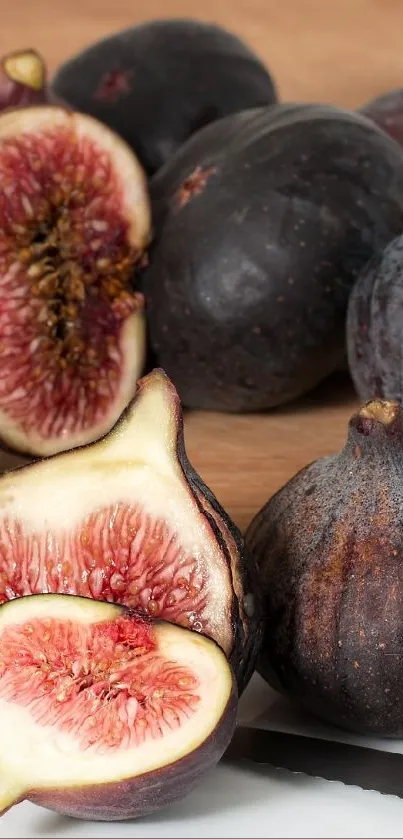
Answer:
0, 368, 260, 693
0, 104, 151, 457
0, 593, 237, 821
246, 399, 403, 736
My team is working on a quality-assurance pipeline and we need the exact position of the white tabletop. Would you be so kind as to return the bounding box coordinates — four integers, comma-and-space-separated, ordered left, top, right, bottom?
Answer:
3, 673, 403, 839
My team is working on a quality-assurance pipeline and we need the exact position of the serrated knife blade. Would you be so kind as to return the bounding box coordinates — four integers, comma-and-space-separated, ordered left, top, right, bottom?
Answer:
223, 726, 403, 798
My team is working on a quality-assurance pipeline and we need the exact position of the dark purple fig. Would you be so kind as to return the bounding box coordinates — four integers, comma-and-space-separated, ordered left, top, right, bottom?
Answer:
50, 17, 278, 176
0, 593, 237, 821
347, 234, 403, 402
360, 88, 403, 148
0, 103, 151, 458
140, 103, 403, 412
245, 398, 403, 736
0, 367, 260, 694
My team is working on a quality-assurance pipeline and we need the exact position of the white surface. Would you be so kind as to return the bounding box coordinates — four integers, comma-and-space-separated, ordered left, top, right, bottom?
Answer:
2, 673, 403, 839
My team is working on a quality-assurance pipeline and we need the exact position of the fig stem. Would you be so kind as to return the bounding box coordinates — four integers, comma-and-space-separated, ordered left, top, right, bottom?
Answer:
359, 399, 400, 426
3, 50, 45, 91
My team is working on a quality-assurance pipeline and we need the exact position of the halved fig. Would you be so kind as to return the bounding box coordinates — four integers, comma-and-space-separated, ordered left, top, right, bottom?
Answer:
0, 593, 237, 820
0, 103, 151, 458
0, 368, 260, 692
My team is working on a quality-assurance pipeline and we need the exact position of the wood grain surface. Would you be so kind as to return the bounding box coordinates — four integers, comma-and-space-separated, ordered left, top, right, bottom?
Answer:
4, 0, 400, 531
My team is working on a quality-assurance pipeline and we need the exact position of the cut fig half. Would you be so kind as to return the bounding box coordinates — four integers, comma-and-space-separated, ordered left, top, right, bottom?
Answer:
0, 368, 260, 692
0, 104, 151, 457
0, 593, 237, 821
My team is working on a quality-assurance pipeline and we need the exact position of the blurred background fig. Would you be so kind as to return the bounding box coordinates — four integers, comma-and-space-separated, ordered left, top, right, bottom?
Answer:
50, 17, 278, 177
245, 399, 403, 736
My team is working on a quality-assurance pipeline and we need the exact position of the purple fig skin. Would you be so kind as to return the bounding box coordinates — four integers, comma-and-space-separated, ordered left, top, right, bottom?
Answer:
25, 685, 237, 821
245, 399, 403, 737
360, 89, 403, 147
346, 233, 403, 402
0, 49, 64, 112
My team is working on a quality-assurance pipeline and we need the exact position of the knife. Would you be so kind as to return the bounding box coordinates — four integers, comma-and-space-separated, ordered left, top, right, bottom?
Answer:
223, 725, 403, 798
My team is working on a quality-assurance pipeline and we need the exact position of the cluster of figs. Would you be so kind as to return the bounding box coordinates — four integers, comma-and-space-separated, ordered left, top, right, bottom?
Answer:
1, 15, 403, 825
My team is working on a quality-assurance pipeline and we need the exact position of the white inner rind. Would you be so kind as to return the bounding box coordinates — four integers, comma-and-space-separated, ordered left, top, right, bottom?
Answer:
0, 310, 145, 457
0, 372, 234, 652
0, 596, 233, 791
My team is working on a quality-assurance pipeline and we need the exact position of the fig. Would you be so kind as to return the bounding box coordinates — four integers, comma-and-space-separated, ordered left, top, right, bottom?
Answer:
245, 398, 403, 736
346, 234, 403, 402
0, 367, 259, 693
0, 103, 151, 457
360, 89, 403, 148
0, 592, 237, 820
141, 103, 403, 412
50, 17, 278, 176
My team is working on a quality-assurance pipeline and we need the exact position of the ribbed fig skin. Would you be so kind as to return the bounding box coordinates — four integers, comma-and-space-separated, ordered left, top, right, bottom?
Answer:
360, 89, 403, 148
26, 686, 237, 821
245, 401, 403, 736
347, 234, 403, 402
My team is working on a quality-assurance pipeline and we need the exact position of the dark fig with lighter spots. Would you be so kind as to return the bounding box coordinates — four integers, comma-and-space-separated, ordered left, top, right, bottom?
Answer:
50, 18, 277, 177
245, 398, 403, 736
141, 103, 403, 412
0, 103, 151, 457
0, 368, 260, 693
0, 593, 237, 821
347, 234, 403, 402
360, 88, 403, 148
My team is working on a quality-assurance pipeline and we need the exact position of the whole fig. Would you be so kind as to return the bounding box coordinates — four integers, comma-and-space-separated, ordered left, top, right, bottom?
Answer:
246, 399, 403, 736
347, 234, 403, 402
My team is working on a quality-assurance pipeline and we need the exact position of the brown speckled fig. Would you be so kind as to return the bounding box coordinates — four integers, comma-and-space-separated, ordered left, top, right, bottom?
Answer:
347, 233, 403, 402
0, 593, 237, 821
245, 399, 403, 736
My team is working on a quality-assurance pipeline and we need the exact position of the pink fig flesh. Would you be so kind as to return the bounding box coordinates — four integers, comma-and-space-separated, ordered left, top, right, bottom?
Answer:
0, 593, 237, 821
0, 104, 151, 457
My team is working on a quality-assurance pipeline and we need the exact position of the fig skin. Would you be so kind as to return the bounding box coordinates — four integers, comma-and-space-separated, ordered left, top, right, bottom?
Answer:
28, 702, 237, 821
360, 89, 403, 148
50, 17, 278, 176
0, 368, 261, 695
346, 234, 403, 402
245, 399, 403, 736
140, 103, 403, 412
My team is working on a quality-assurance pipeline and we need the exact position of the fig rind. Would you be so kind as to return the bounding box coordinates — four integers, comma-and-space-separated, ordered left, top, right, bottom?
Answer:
245, 400, 403, 736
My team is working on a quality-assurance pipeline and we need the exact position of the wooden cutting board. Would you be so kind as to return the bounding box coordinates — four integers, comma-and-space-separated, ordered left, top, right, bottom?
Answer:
4, 0, 400, 530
